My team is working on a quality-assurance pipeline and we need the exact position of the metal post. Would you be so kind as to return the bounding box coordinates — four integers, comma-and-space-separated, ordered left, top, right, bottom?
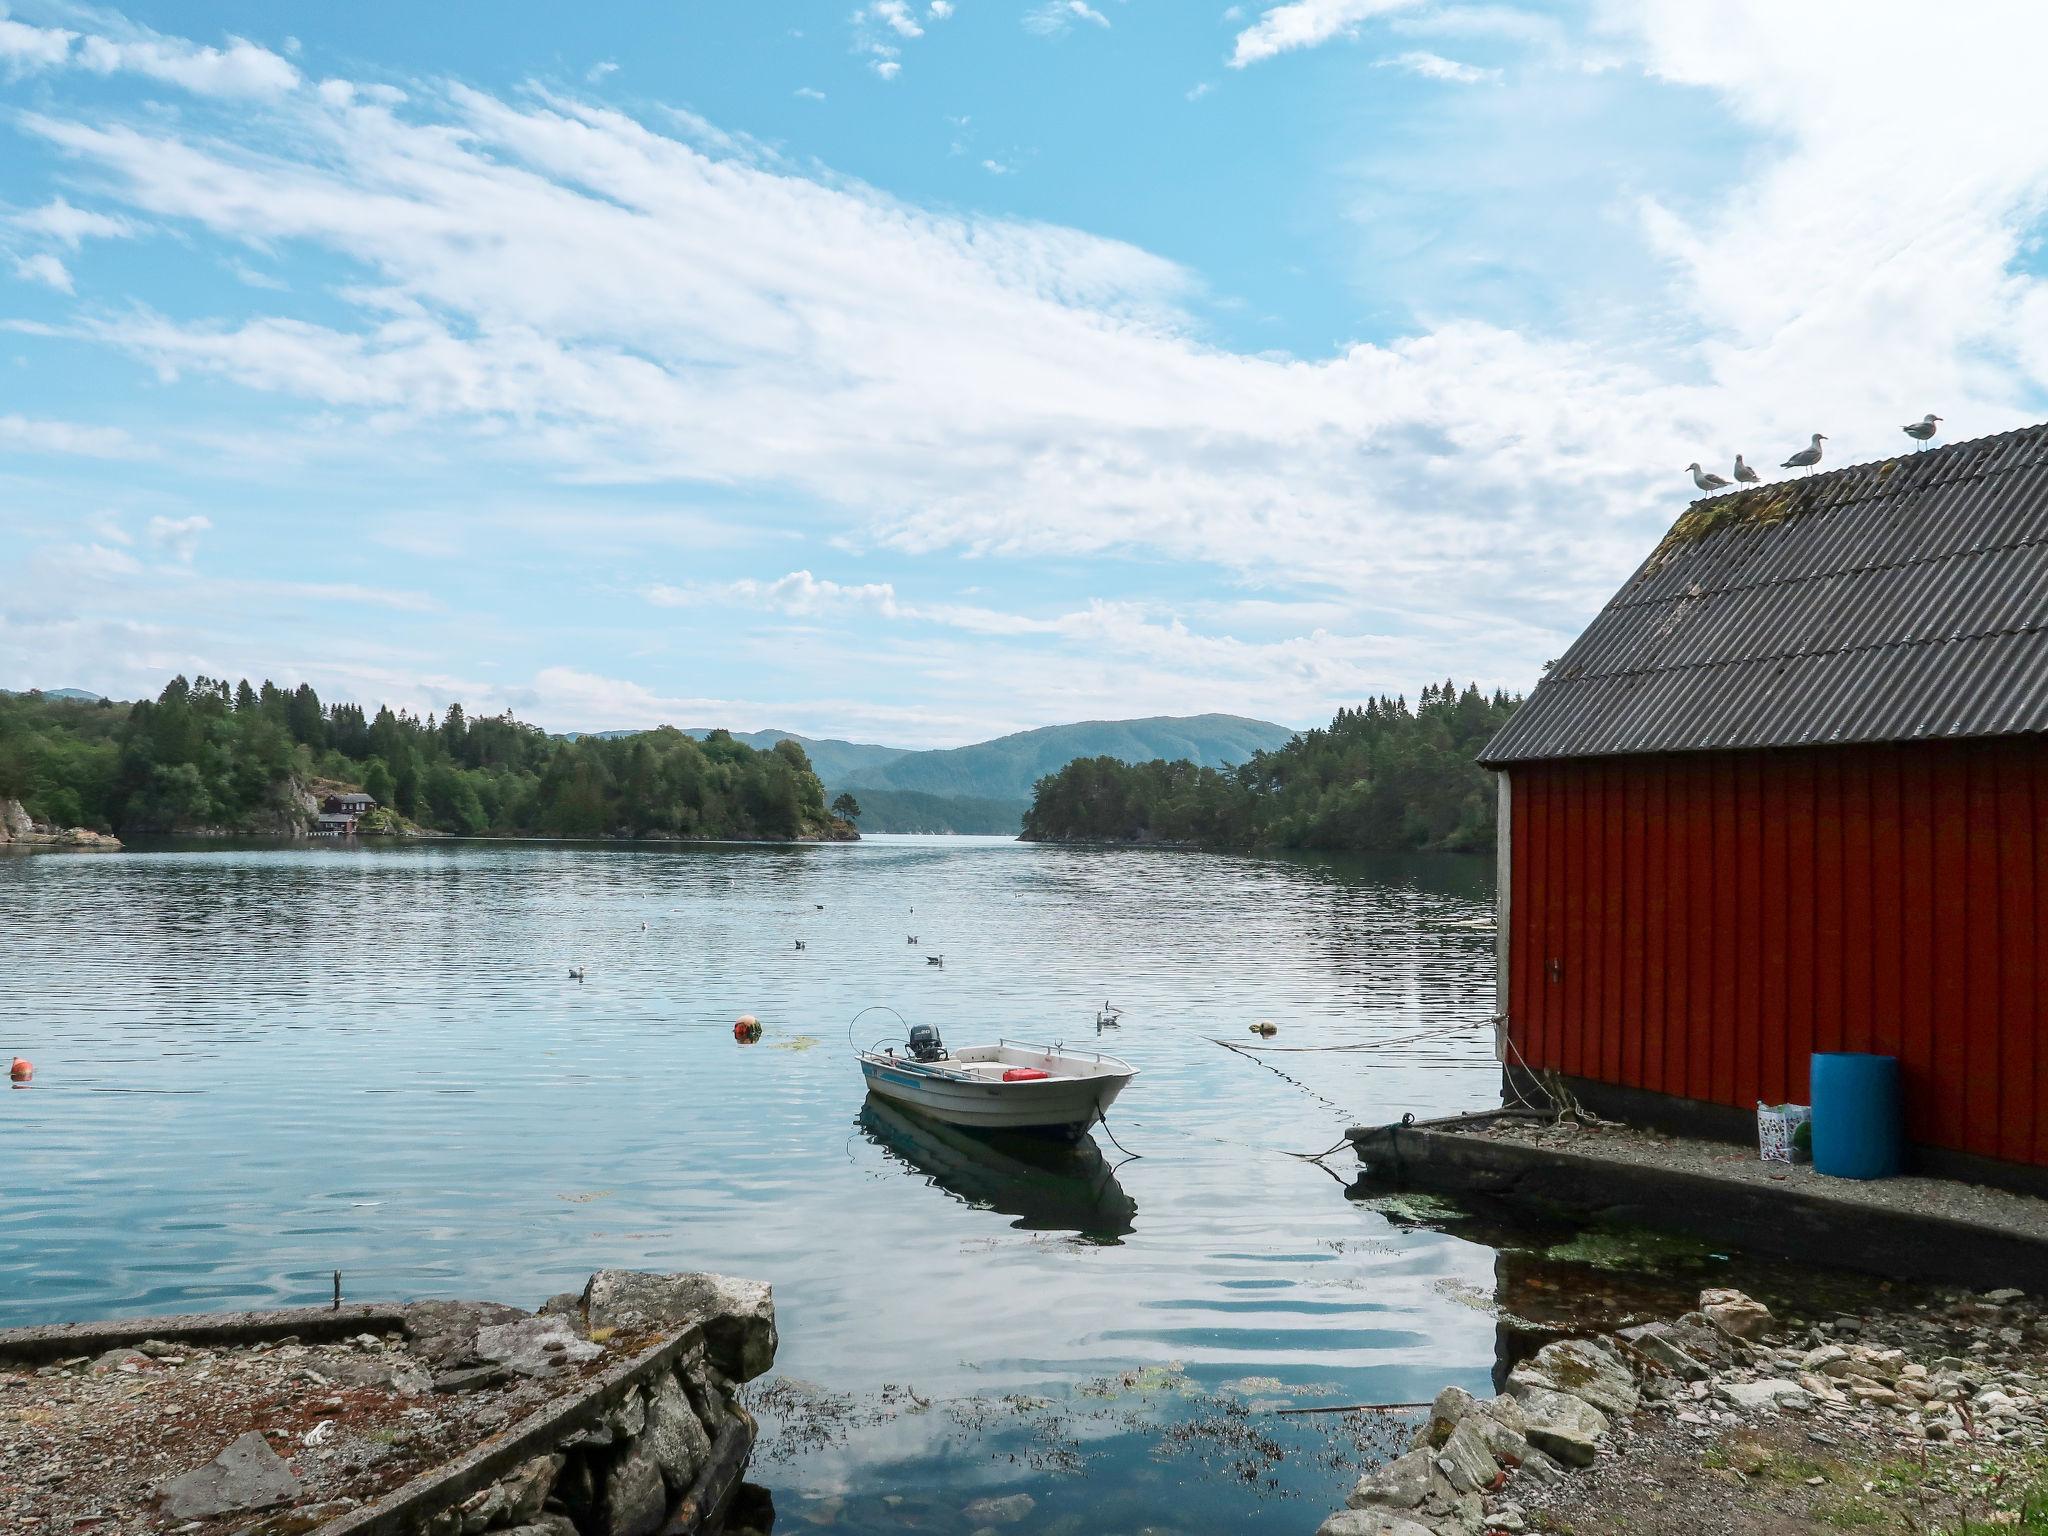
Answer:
333, 1270, 341, 1311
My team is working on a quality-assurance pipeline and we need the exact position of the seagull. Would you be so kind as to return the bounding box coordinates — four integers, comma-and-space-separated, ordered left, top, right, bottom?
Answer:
1733, 455, 1760, 485
1902, 413, 1942, 450
1688, 462, 1732, 493
568, 966, 586, 980
1781, 434, 1827, 474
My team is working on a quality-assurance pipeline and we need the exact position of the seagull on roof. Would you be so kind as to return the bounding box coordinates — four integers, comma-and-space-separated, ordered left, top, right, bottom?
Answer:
1733, 455, 1760, 485
1781, 433, 1826, 474
1687, 462, 1731, 493
1902, 413, 1942, 450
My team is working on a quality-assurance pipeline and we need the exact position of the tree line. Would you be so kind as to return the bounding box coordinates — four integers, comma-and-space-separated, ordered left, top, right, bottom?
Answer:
0, 678, 845, 841
1019, 683, 1518, 853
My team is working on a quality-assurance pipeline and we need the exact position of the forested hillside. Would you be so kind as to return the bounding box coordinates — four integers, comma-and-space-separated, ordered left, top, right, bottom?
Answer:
0, 679, 848, 842
1019, 683, 1517, 853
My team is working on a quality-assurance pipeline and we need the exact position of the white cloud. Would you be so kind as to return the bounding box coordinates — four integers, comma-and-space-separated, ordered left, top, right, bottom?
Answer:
981, 158, 1011, 175
928, 0, 955, 17
1230, 0, 1421, 67
1186, 81, 1214, 101
0, 11, 297, 95
12, 197, 138, 247
586, 60, 618, 83
12, 252, 73, 291
868, 1, 924, 38
73, 32, 299, 97
795, 86, 826, 101
0, 13, 74, 69
1382, 49, 1499, 83
146, 513, 211, 561
0, 414, 147, 457
873, 58, 901, 79
1025, 1, 1110, 36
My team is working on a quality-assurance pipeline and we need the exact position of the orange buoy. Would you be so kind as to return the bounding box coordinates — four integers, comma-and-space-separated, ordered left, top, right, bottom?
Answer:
8, 1057, 31, 1083
733, 1015, 762, 1044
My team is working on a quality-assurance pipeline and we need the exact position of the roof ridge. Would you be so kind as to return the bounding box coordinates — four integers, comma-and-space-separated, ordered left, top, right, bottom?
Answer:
1677, 420, 2048, 513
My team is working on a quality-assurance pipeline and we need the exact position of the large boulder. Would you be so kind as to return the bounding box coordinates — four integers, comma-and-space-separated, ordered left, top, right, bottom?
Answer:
158, 1431, 302, 1522
1318, 1513, 1437, 1536
1348, 1448, 1432, 1511
1699, 1288, 1773, 1341
1434, 1418, 1499, 1494
1510, 1338, 1638, 1418
643, 1371, 714, 1494
582, 1270, 777, 1383
1506, 1383, 1608, 1468
597, 1441, 669, 1536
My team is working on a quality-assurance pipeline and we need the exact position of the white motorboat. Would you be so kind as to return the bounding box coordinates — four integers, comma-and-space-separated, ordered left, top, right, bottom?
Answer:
854, 1018, 1135, 1141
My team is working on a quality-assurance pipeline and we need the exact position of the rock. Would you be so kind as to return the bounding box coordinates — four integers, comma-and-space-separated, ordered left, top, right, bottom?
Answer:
1802, 1344, 1852, 1377
1983, 1288, 2025, 1305
1349, 1449, 1432, 1511
1720, 1379, 1809, 1414
1422, 1386, 1479, 1445
158, 1431, 302, 1522
540, 1292, 586, 1318
1699, 1288, 1772, 1341
598, 1441, 670, 1536
90, 1347, 148, 1374
496, 1455, 564, 1526
582, 1270, 778, 1383
1618, 1322, 1710, 1381
1506, 1383, 1607, 1468
643, 1370, 714, 1492
498, 1523, 578, 1536
1465, 1397, 1529, 1466
476, 1316, 604, 1378
962, 1494, 1036, 1526
1435, 1419, 1500, 1494
405, 1300, 532, 1365
609, 1386, 648, 1440
1511, 1338, 1638, 1418
1319, 1513, 1437, 1536
432, 1363, 511, 1394
323, 1355, 432, 1394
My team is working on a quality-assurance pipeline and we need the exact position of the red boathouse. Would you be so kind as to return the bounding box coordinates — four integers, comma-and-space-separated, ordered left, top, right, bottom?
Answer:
1479, 424, 2048, 1187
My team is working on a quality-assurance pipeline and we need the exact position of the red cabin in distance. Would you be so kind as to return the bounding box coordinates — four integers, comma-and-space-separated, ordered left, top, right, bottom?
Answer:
1480, 425, 2048, 1190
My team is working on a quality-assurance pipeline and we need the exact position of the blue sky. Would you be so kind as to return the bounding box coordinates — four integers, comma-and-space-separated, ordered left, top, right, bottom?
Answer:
6, 1, 2048, 745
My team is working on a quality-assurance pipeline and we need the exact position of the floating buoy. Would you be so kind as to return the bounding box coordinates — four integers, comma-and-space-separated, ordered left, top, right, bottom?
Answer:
9, 1057, 30, 1083
1251, 1021, 1278, 1037
733, 1015, 763, 1044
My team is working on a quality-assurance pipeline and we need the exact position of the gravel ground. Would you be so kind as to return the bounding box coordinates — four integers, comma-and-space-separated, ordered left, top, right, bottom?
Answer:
1460, 1114, 2048, 1242
0, 1325, 627, 1535
1504, 1285, 2048, 1536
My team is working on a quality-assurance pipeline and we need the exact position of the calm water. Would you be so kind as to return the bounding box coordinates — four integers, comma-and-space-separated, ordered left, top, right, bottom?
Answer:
3, 835, 1531, 1532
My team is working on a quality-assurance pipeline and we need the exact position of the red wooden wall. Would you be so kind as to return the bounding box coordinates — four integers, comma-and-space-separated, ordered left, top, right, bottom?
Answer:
1506, 737, 2048, 1168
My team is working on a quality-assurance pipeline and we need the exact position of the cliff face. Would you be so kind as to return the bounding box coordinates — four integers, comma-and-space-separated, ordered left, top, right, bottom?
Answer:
0, 798, 122, 850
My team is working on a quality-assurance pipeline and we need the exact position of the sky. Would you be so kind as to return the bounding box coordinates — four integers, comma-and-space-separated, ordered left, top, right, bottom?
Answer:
4, 1, 2048, 746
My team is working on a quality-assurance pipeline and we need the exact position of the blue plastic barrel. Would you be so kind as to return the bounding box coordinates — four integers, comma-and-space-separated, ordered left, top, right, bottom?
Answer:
1810, 1053, 1905, 1179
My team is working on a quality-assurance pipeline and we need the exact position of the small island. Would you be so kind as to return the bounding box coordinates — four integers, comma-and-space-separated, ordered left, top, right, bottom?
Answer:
0, 679, 856, 845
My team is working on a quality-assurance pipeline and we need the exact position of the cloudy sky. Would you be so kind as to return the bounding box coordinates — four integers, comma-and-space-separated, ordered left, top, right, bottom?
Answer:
4, 1, 2046, 744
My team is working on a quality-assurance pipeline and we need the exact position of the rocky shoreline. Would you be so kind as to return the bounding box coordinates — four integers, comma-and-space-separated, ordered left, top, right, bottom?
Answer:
0, 796, 122, 849
1321, 1283, 2047, 1536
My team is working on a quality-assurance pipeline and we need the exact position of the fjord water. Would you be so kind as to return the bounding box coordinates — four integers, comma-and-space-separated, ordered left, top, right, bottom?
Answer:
1, 836, 1506, 1532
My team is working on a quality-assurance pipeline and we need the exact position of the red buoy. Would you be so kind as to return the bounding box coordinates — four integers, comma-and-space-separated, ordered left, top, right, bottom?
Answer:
9, 1057, 31, 1083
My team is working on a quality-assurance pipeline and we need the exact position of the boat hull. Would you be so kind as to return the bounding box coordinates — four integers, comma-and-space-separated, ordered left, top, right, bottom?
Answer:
857, 1051, 1131, 1140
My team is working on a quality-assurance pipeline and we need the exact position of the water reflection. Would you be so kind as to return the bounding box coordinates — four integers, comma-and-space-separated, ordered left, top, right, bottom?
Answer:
857, 1098, 1137, 1242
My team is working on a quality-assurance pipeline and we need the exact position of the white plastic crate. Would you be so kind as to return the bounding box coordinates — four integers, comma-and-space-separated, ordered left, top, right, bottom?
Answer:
1757, 1101, 1812, 1164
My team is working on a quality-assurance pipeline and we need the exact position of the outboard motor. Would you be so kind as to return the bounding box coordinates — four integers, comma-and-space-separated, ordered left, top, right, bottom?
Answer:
907, 1024, 947, 1062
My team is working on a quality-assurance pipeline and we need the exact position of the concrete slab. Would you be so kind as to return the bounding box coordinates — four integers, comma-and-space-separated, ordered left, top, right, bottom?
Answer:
1348, 1112, 2048, 1291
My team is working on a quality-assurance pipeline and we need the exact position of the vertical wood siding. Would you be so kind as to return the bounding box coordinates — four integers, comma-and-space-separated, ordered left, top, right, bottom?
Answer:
1507, 738, 2048, 1168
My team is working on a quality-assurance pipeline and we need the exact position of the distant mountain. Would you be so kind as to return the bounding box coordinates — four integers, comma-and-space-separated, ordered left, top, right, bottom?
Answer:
838, 714, 1297, 804
0, 687, 106, 702
842, 788, 1027, 835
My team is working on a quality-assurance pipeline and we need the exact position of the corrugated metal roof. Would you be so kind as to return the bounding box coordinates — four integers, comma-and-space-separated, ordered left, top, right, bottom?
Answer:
1479, 422, 2048, 764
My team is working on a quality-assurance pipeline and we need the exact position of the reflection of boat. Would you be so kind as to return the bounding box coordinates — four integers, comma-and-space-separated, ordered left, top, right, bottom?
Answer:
859, 1098, 1138, 1239
855, 1022, 1136, 1139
